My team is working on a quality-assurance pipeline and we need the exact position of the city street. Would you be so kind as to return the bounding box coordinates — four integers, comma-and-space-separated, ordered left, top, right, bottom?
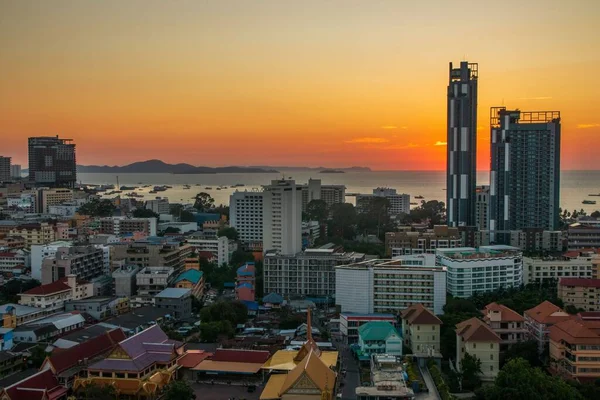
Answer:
335, 340, 361, 400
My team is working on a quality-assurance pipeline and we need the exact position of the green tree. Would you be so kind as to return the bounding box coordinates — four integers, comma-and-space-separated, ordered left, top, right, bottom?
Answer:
229, 249, 254, 267
79, 382, 117, 400
401, 200, 446, 227
217, 226, 239, 240
591, 210, 600, 219
357, 197, 394, 239
460, 353, 482, 390
502, 340, 542, 367
132, 208, 159, 219
78, 198, 116, 217
329, 203, 357, 239
305, 200, 329, 223
193, 192, 215, 212
199, 321, 222, 342
163, 380, 196, 400
180, 210, 196, 222
0, 279, 41, 303
201, 301, 248, 325
28, 345, 48, 369
477, 358, 583, 400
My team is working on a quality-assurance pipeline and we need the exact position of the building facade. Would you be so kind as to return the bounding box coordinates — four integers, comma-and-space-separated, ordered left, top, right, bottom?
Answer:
357, 321, 402, 356
568, 223, 600, 250
356, 188, 410, 215
447, 61, 478, 228
264, 248, 365, 297
339, 313, 397, 344
145, 198, 170, 215
19, 274, 94, 312
489, 108, 561, 243
230, 190, 264, 248
456, 317, 500, 381
336, 259, 447, 315
38, 188, 73, 213
475, 185, 489, 231
110, 240, 192, 272
481, 303, 527, 352
523, 252, 596, 285
185, 235, 230, 266
263, 179, 303, 255
28, 136, 76, 188
385, 225, 462, 257
41, 245, 106, 285
300, 178, 345, 211
154, 288, 192, 320
436, 246, 523, 298
558, 278, 600, 312
400, 304, 443, 357
0, 156, 10, 182
8, 222, 55, 248
136, 266, 175, 296
99, 217, 157, 237
524, 301, 571, 353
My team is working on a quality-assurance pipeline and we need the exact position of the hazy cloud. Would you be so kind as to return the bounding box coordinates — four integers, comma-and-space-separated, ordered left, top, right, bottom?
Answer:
577, 123, 600, 129
434, 141, 447, 146
382, 143, 419, 150
345, 137, 390, 144
380, 125, 408, 130
518, 96, 553, 100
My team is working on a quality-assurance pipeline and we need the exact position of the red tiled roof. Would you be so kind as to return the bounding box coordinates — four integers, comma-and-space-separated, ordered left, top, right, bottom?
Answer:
559, 278, 600, 288
549, 317, 600, 345
482, 302, 524, 323
21, 280, 70, 296
211, 349, 270, 364
177, 350, 212, 368
3, 369, 63, 400
197, 251, 216, 259
401, 304, 443, 325
0, 252, 19, 258
46, 328, 126, 374
456, 317, 501, 343
524, 301, 571, 325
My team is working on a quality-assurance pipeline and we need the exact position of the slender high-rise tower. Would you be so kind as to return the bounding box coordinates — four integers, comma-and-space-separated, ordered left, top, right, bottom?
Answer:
447, 61, 478, 227
489, 108, 561, 243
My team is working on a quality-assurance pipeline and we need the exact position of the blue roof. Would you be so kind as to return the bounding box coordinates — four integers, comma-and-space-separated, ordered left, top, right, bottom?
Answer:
262, 292, 284, 304
236, 262, 255, 276
236, 282, 253, 289
241, 301, 259, 311
223, 282, 236, 288
174, 269, 203, 284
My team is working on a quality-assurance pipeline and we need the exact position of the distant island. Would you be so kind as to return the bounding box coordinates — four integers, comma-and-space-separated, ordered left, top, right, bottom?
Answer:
320, 169, 345, 174
77, 160, 279, 174
249, 166, 371, 172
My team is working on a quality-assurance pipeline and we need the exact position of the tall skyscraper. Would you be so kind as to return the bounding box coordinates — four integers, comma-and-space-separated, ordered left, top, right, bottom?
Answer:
263, 179, 302, 255
28, 136, 76, 188
0, 156, 11, 182
447, 61, 478, 227
489, 108, 561, 243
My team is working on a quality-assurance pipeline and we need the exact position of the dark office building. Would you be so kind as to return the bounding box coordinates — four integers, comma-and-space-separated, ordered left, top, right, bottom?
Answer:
28, 136, 76, 188
447, 61, 478, 227
489, 108, 561, 243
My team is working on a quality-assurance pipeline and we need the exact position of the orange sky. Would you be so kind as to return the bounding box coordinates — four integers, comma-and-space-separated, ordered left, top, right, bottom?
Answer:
1, 0, 599, 170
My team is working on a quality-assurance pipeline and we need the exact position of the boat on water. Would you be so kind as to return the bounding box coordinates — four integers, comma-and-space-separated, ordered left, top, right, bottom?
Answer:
415, 195, 424, 199
216, 188, 221, 190
153, 186, 167, 192
589, 194, 600, 196
234, 183, 244, 187
183, 185, 191, 189
410, 202, 418, 205
149, 190, 157, 194
120, 185, 137, 191
205, 187, 212, 190
583, 200, 597, 205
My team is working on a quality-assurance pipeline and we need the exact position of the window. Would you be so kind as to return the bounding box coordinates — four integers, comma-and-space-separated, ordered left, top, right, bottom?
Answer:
490, 354, 493, 360
490, 366, 494, 372
473, 343, 476, 349
490, 343, 494, 349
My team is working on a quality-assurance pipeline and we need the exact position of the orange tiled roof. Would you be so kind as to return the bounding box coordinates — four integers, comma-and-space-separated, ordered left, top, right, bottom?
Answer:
177, 350, 212, 368
401, 304, 443, 325
280, 349, 336, 395
549, 317, 600, 345
456, 317, 501, 343
524, 301, 571, 325
482, 302, 524, 323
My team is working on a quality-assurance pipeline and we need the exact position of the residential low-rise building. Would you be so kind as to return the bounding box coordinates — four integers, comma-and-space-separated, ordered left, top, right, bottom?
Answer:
235, 262, 255, 302
385, 225, 462, 257
0, 304, 49, 328
65, 296, 129, 320
481, 303, 527, 352
13, 312, 86, 343
400, 304, 443, 358
340, 313, 397, 344
524, 301, 571, 353
0, 250, 27, 273
336, 259, 447, 315
186, 235, 231, 266
357, 321, 402, 357
38, 188, 74, 213
8, 222, 55, 248
568, 222, 600, 250
19, 274, 94, 313
99, 216, 157, 237
41, 245, 106, 285
136, 266, 175, 296
30, 240, 72, 281
110, 239, 192, 272
112, 264, 139, 297
523, 251, 596, 285
456, 317, 501, 381
173, 269, 204, 299
356, 188, 410, 215
153, 288, 192, 320
558, 278, 600, 312
436, 246, 523, 298
145, 198, 170, 215
549, 313, 600, 381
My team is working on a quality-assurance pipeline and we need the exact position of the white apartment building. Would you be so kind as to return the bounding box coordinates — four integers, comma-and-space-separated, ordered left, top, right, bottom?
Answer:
30, 241, 73, 281
6, 193, 37, 213
38, 188, 74, 213
186, 235, 231, 266
145, 198, 170, 215
0, 250, 28, 272
136, 266, 175, 296
335, 259, 447, 315
476, 185, 489, 231
230, 190, 264, 246
48, 202, 81, 217
19, 274, 94, 313
523, 251, 596, 285
300, 178, 345, 211
99, 217, 157, 237
436, 246, 523, 298
263, 248, 365, 297
263, 179, 302, 255
356, 188, 410, 215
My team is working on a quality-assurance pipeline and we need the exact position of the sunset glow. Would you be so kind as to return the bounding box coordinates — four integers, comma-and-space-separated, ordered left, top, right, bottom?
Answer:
1, 0, 599, 170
